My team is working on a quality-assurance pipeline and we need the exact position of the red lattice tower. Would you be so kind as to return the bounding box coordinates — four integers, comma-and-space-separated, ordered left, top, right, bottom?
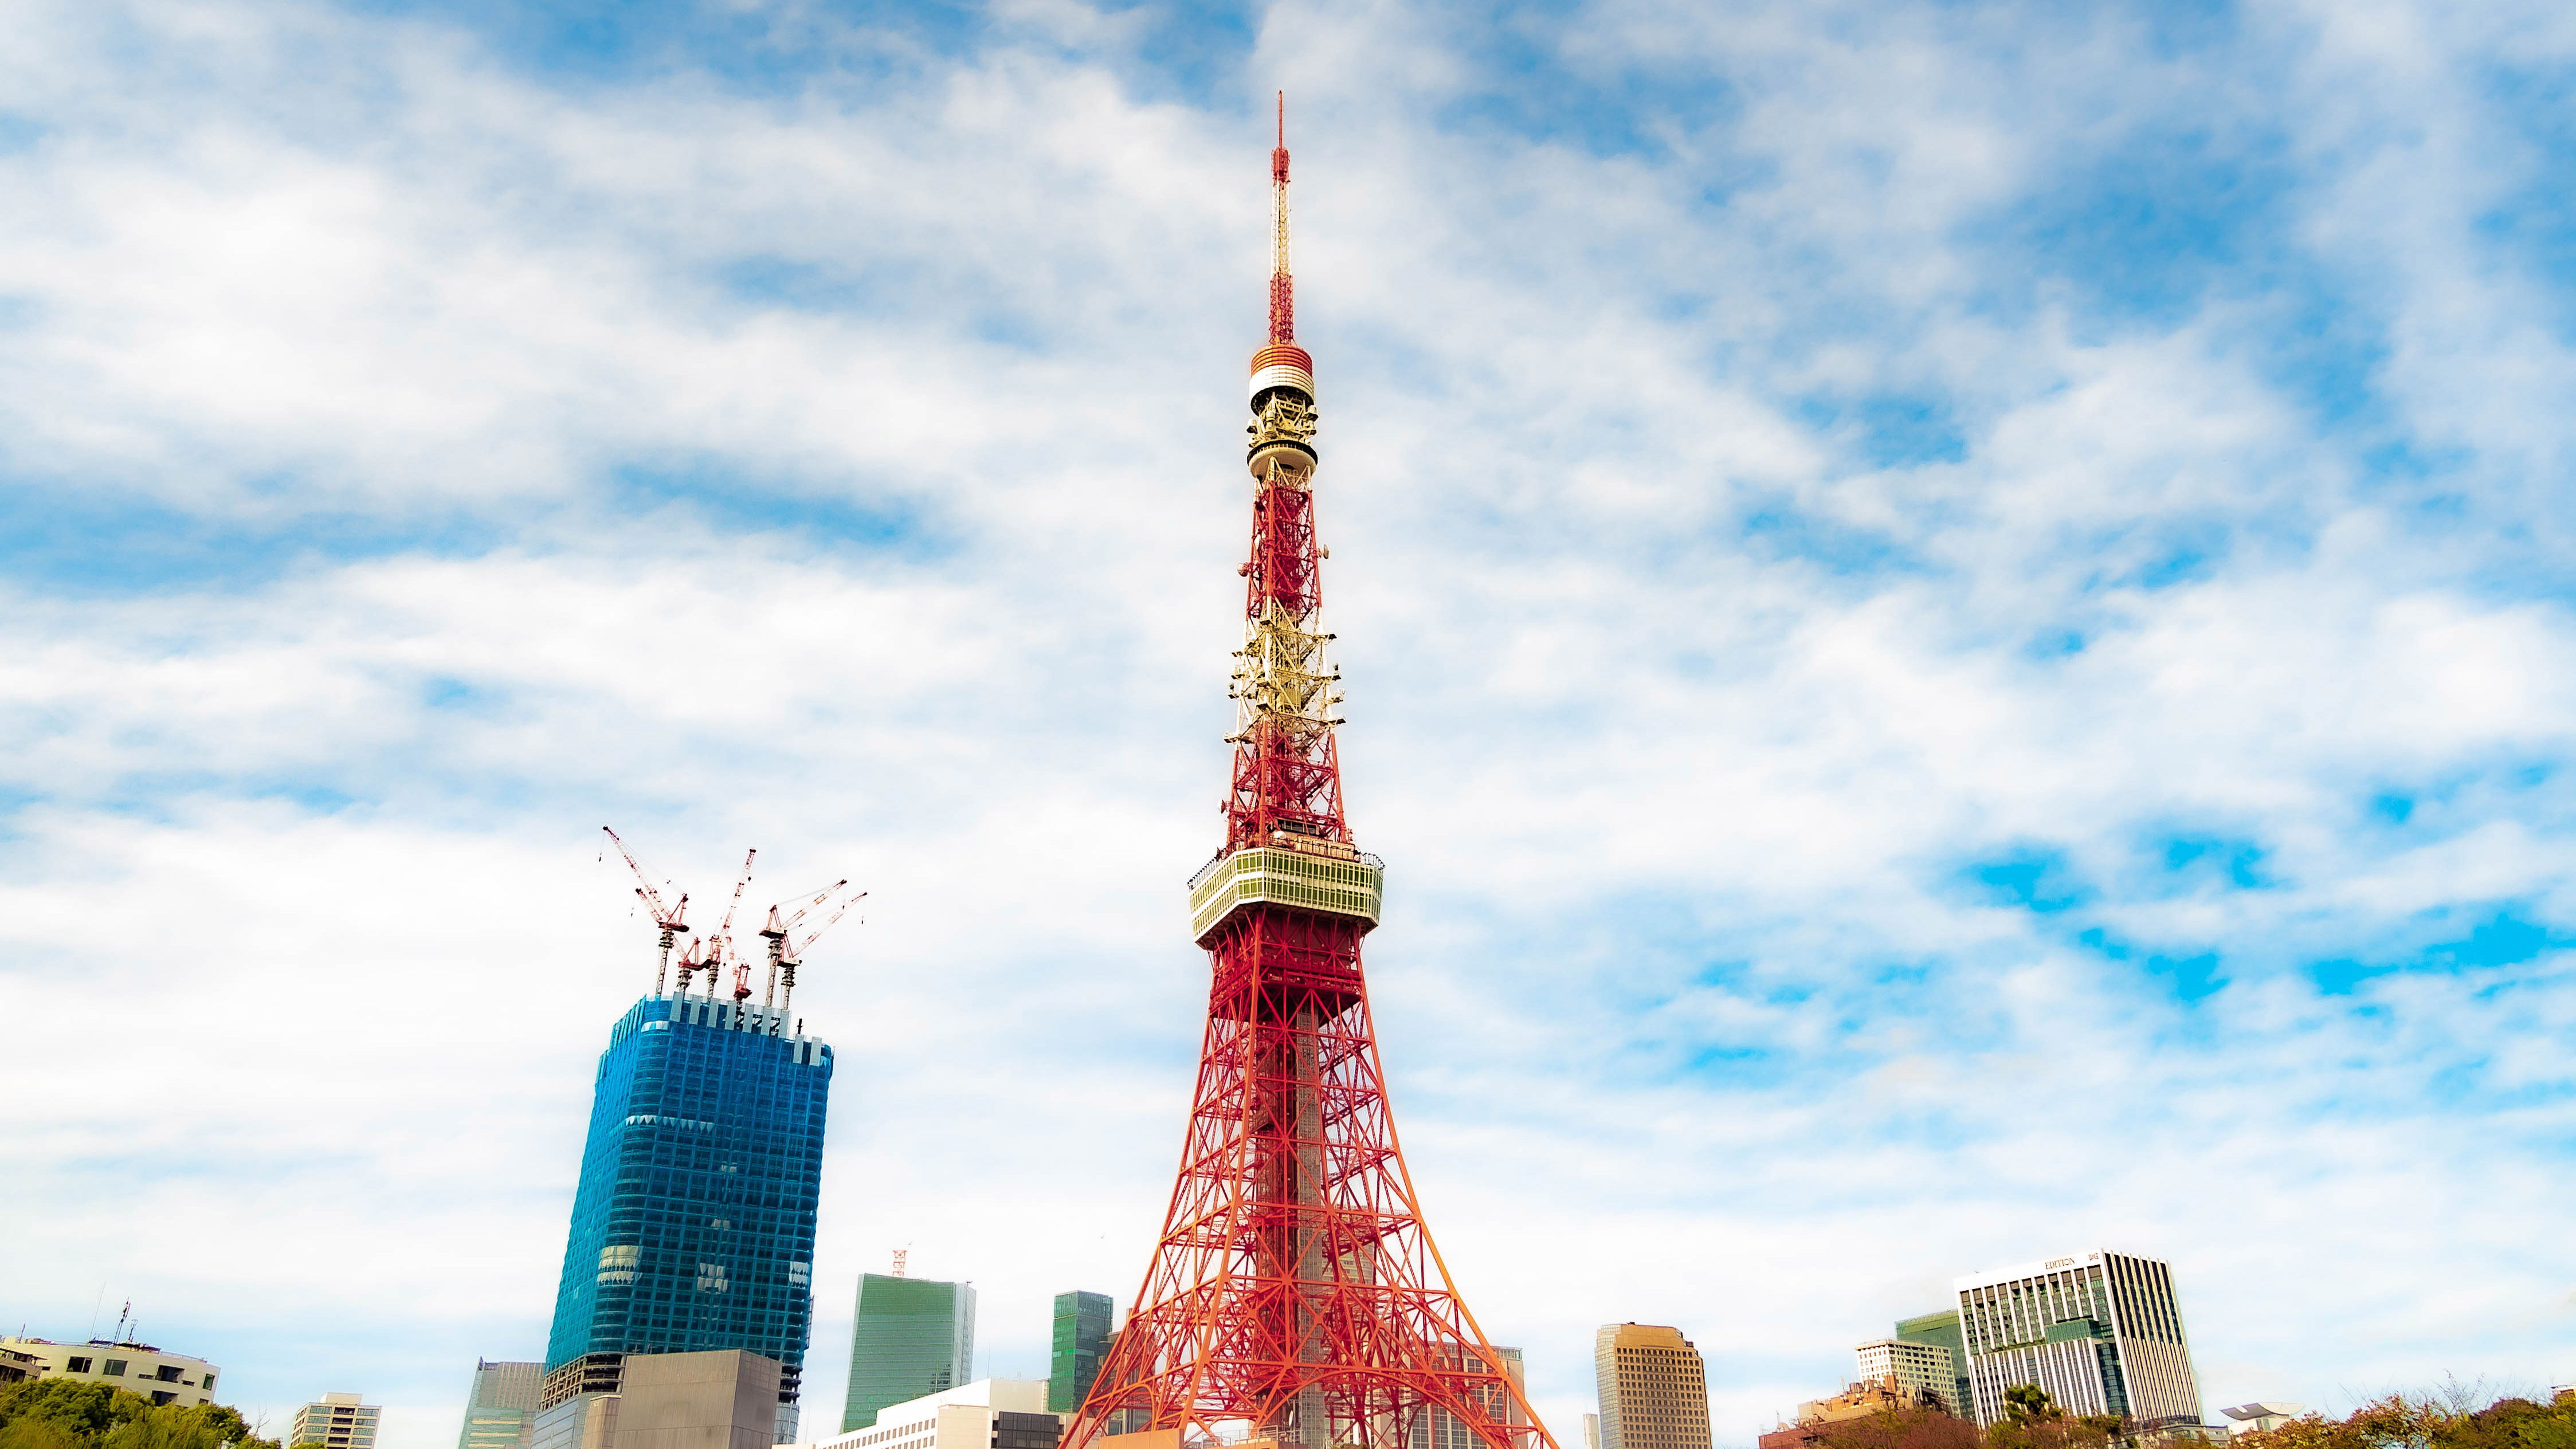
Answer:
1061, 97, 1558, 1449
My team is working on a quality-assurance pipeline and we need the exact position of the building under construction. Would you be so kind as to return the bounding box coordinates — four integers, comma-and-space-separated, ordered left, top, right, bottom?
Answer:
538, 840, 862, 1446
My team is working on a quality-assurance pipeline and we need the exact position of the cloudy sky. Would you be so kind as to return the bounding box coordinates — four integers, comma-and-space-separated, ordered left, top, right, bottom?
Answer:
5, 0, 2574, 1444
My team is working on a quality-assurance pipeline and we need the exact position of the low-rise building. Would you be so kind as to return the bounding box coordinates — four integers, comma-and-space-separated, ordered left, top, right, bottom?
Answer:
2220, 1405, 2306, 1436
810, 1379, 1057, 1449
1, 1348, 42, 1385
0, 1339, 221, 1407
289, 1394, 382, 1449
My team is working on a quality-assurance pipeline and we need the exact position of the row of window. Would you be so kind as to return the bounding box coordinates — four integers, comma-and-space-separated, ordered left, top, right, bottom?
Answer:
60, 1358, 200, 1388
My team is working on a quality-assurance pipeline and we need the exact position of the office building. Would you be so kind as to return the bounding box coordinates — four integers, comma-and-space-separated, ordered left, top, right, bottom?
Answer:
1583, 1416, 1599, 1449
1412, 1347, 1524, 1449
1893, 1311, 1973, 1421
817, 1379, 1055, 1449
462, 1361, 546, 1449
1954, 1251, 2203, 1429
1854, 1338, 1958, 1414
542, 995, 834, 1445
1, 1339, 221, 1407
1047, 1293, 1112, 1416
532, 1350, 782, 1449
1594, 1325, 1711, 1449
288, 1394, 382, 1449
842, 1276, 975, 1432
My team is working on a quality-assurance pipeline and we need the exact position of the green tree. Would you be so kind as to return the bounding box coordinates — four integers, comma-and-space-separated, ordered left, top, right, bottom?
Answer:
2004, 1389, 2065, 1428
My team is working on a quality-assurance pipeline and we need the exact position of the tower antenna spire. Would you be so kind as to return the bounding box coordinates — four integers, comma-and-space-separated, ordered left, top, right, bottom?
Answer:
1269, 90, 1293, 344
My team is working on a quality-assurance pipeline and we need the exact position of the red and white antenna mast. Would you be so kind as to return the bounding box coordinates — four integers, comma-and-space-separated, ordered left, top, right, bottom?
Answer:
1064, 101, 1555, 1449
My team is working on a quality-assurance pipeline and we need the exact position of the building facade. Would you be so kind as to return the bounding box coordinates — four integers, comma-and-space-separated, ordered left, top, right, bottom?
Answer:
462, 1361, 546, 1449
1047, 1294, 1112, 1415
1954, 1251, 2203, 1430
543, 995, 834, 1445
532, 1350, 781, 1449
1893, 1312, 1973, 1421
817, 1379, 1055, 1449
0, 1340, 221, 1407
841, 1276, 975, 1432
288, 1395, 382, 1449
1594, 1325, 1712, 1449
1855, 1340, 1958, 1415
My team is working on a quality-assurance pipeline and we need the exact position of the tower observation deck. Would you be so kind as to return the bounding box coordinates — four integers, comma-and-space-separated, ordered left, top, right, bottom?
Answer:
1061, 97, 1556, 1449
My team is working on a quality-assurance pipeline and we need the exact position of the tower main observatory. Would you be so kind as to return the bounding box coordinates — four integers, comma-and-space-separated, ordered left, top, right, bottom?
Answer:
1060, 98, 1556, 1449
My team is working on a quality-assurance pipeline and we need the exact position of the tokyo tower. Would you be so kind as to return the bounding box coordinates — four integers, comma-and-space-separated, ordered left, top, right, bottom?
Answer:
1061, 99, 1559, 1449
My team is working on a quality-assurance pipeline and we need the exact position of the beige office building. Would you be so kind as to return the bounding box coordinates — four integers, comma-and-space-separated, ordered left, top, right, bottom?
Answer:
0, 1339, 221, 1407
810, 1379, 1058, 1449
1594, 1325, 1712, 1449
290, 1394, 382, 1449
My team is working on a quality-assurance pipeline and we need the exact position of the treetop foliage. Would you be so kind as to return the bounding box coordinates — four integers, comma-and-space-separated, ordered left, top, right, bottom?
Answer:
1803, 1386, 2576, 1449
0, 1380, 280, 1449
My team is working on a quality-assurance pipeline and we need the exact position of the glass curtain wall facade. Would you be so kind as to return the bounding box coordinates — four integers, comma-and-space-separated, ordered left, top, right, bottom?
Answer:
842, 1275, 977, 1432
1893, 1311, 1974, 1420
1954, 1251, 2202, 1430
1048, 1293, 1113, 1414
543, 996, 834, 1430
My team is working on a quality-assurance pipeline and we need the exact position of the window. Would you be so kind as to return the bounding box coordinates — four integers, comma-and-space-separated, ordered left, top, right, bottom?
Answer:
158, 1366, 183, 1383
103, 1361, 128, 1377
66, 1358, 92, 1373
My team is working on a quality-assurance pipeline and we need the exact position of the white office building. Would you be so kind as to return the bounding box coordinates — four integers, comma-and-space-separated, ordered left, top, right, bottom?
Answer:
1954, 1251, 2203, 1430
0, 1339, 221, 1407
811, 1380, 1058, 1449
1855, 1338, 1959, 1414
289, 1394, 382, 1449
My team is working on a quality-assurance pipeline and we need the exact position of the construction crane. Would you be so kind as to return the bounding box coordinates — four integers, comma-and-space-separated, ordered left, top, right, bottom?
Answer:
705, 849, 756, 1012
602, 826, 692, 996
761, 881, 866, 1026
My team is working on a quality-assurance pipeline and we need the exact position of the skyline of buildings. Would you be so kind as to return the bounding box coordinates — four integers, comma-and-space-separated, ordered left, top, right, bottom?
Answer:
0, 1337, 224, 1408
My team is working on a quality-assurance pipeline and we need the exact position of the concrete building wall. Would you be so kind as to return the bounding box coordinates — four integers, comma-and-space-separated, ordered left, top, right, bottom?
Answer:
617, 1350, 782, 1449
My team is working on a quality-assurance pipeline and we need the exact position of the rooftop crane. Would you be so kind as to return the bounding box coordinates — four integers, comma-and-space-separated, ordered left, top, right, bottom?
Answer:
762, 881, 866, 1025
603, 826, 692, 996
708, 848, 756, 1011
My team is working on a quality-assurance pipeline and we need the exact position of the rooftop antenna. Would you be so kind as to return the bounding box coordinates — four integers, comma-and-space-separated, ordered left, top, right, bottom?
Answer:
1269, 91, 1293, 345
603, 827, 693, 996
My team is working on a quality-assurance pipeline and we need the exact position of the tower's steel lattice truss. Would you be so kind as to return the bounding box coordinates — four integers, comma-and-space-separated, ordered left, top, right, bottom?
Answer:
1061, 100, 1558, 1449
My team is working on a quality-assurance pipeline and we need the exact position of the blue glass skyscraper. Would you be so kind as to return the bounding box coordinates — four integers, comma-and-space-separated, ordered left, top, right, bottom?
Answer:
543, 994, 833, 1438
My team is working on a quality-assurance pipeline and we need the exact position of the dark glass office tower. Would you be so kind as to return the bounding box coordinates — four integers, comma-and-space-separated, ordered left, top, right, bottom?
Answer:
1047, 1291, 1112, 1413
543, 995, 833, 1437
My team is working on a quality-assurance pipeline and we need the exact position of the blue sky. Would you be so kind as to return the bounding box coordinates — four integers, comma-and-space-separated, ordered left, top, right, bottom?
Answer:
3, 0, 2573, 1445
